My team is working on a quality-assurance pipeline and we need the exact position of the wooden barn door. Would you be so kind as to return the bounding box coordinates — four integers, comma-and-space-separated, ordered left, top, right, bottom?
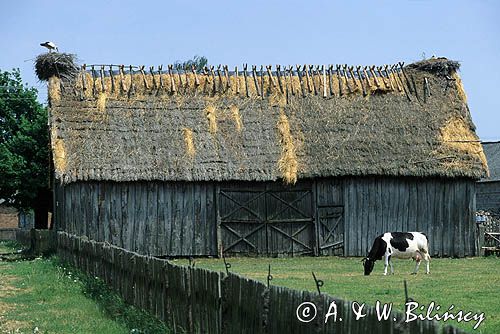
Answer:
218, 182, 314, 256
316, 180, 344, 255
317, 206, 344, 255
265, 182, 314, 255
218, 184, 267, 255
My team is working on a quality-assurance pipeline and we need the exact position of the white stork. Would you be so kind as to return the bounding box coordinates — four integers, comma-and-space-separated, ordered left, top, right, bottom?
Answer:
40, 41, 58, 52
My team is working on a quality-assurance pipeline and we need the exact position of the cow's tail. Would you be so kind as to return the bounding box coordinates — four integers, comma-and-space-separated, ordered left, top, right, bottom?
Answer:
420, 232, 430, 261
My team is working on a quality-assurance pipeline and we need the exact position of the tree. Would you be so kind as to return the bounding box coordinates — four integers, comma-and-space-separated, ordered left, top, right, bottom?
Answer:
0, 68, 50, 229
174, 55, 208, 72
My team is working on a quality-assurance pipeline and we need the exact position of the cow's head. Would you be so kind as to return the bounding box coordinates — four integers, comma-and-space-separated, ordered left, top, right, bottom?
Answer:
362, 257, 375, 276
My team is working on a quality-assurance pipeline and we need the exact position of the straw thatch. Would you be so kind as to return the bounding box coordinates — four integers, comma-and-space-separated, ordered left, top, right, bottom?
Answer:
277, 112, 298, 184
182, 128, 196, 157
47, 58, 487, 184
35, 53, 78, 81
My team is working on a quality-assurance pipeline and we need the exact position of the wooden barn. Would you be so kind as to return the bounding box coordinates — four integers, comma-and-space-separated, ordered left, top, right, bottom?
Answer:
477, 141, 500, 212
44, 56, 488, 258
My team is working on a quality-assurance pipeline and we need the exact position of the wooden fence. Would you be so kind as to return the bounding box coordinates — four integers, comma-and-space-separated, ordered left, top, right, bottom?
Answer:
16, 229, 57, 255
57, 232, 467, 334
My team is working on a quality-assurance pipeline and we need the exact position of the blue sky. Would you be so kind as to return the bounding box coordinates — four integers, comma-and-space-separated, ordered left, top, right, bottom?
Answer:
1, 0, 499, 140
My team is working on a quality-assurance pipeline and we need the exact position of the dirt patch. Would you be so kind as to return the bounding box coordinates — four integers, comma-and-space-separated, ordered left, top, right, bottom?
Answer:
0, 273, 29, 333
0, 275, 21, 295
0, 318, 26, 333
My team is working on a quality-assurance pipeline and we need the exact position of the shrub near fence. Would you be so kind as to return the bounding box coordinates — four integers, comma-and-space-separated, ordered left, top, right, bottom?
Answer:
57, 232, 466, 334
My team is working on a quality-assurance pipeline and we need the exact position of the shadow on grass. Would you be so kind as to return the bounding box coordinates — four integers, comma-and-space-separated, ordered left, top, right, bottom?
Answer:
1, 241, 171, 333
56, 259, 171, 334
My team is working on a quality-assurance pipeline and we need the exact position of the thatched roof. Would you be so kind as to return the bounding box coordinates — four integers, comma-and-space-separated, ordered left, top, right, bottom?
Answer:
45, 57, 488, 184
479, 142, 500, 182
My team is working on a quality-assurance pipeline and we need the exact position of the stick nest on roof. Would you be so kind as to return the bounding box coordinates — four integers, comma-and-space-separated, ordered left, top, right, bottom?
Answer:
35, 52, 79, 81
406, 57, 460, 76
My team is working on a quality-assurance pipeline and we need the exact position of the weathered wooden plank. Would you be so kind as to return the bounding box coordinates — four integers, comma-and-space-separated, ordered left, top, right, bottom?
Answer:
456, 182, 465, 257
193, 183, 203, 256
205, 183, 216, 256
157, 183, 166, 255
88, 183, 96, 241
466, 181, 473, 256
426, 181, 435, 256
110, 182, 119, 246
166, 183, 175, 255
368, 178, 377, 244
65, 185, 71, 234
215, 183, 222, 257
416, 181, 425, 233
79, 183, 86, 238
136, 182, 147, 254
125, 183, 135, 251
379, 178, 388, 236
66, 185, 73, 234
361, 179, 369, 255
97, 184, 105, 242
97, 183, 105, 242
456, 182, 464, 257
401, 179, 410, 233
341, 180, 349, 256
171, 183, 183, 255
181, 183, 193, 255
147, 183, 158, 255
443, 182, 452, 257
346, 179, 355, 256
119, 184, 127, 249
84, 184, 91, 237
465, 181, 474, 257
408, 180, 418, 232
436, 180, 445, 257
468, 181, 476, 256
106, 183, 114, 244
312, 180, 319, 256
69, 185, 79, 235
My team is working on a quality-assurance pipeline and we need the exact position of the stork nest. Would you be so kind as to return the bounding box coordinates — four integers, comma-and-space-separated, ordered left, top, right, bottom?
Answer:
406, 57, 461, 76
35, 52, 79, 81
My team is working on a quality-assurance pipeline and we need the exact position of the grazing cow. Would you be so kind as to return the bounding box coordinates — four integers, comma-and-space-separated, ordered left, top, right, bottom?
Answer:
363, 232, 430, 276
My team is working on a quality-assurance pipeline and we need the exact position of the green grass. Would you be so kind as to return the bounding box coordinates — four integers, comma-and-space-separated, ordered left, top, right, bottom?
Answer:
0, 242, 170, 334
175, 256, 500, 334
2, 238, 497, 333
0, 240, 22, 253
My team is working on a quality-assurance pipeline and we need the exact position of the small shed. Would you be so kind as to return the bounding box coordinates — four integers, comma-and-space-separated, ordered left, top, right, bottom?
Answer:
0, 204, 18, 229
44, 56, 487, 257
0, 204, 19, 240
477, 141, 500, 212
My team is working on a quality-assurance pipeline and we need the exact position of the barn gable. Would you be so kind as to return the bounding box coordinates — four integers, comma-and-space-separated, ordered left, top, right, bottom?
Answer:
477, 141, 500, 212
479, 142, 500, 182
47, 58, 487, 185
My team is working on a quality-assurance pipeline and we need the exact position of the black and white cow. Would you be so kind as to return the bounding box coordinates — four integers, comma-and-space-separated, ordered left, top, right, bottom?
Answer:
363, 232, 430, 276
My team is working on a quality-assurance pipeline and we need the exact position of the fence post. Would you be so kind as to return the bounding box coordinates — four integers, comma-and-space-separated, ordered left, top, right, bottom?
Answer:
478, 224, 485, 256
187, 266, 194, 334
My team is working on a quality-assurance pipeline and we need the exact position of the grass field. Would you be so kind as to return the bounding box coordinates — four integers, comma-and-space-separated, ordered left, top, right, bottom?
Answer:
2, 239, 498, 333
0, 241, 169, 334
176, 256, 500, 334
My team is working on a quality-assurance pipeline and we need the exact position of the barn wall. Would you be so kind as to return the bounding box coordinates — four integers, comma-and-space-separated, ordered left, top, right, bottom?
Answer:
343, 177, 477, 257
55, 181, 217, 256
54, 177, 477, 258
476, 181, 500, 211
